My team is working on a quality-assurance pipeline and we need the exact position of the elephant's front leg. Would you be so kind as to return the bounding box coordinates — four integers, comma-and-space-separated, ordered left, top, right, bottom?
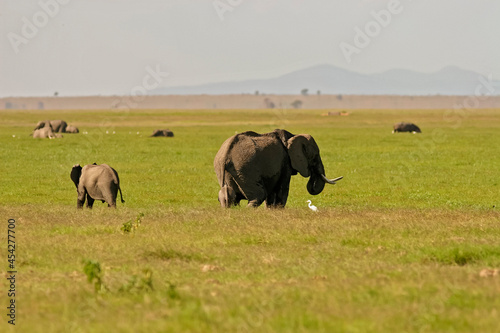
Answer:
265, 189, 288, 208
266, 174, 291, 208
265, 192, 277, 207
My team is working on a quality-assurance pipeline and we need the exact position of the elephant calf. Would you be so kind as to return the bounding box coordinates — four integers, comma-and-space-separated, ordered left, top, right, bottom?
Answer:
70, 163, 125, 209
393, 122, 421, 133
214, 129, 342, 208
65, 125, 79, 133
35, 120, 68, 133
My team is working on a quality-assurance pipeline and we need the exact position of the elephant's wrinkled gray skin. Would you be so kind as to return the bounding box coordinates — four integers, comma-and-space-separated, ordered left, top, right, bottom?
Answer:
214, 129, 342, 208
32, 127, 62, 139
150, 129, 174, 137
70, 163, 125, 209
393, 122, 421, 133
35, 120, 68, 133
65, 125, 79, 133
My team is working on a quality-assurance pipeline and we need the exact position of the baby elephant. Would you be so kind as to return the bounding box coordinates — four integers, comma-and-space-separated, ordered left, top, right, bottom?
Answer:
65, 125, 79, 133
70, 163, 125, 209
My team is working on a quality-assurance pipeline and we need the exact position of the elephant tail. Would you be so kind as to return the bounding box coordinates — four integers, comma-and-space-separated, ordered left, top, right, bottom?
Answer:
118, 186, 125, 204
220, 161, 227, 188
108, 165, 124, 204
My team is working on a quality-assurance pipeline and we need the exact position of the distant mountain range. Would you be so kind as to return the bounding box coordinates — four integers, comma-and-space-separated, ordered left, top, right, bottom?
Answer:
152, 64, 500, 96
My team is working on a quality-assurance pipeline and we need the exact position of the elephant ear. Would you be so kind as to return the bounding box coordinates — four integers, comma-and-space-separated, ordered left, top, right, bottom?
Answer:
70, 164, 82, 188
273, 129, 295, 147
287, 135, 311, 177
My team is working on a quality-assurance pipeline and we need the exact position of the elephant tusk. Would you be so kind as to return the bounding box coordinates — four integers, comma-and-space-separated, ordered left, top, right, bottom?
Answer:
321, 174, 343, 184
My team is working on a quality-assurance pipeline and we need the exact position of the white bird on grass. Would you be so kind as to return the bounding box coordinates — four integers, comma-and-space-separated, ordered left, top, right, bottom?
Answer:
306, 200, 318, 212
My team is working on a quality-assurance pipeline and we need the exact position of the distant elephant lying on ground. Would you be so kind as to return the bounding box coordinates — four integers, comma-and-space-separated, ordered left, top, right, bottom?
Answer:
32, 127, 63, 139
34, 120, 68, 133
65, 125, 79, 133
393, 122, 421, 133
70, 163, 125, 209
150, 129, 174, 137
214, 129, 343, 208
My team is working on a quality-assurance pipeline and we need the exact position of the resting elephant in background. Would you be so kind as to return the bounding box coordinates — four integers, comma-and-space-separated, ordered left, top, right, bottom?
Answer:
34, 120, 68, 133
214, 129, 343, 208
70, 163, 125, 209
150, 129, 174, 137
65, 125, 79, 133
32, 127, 62, 139
393, 122, 421, 133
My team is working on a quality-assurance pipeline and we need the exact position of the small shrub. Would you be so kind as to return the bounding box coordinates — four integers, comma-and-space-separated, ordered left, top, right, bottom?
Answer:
121, 212, 144, 234
82, 259, 106, 293
143, 249, 199, 262
119, 269, 154, 293
166, 281, 180, 300
426, 247, 500, 266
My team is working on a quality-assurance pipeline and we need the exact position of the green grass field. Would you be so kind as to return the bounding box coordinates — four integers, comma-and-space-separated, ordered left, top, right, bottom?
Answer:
0, 108, 499, 332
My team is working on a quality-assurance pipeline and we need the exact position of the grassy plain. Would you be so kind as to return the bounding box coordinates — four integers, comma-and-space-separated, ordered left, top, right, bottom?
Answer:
0, 107, 499, 332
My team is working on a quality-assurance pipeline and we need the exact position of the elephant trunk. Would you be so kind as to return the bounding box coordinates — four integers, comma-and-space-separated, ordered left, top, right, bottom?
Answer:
306, 161, 343, 195
307, 174, 325, 195
306, 161, 326, 195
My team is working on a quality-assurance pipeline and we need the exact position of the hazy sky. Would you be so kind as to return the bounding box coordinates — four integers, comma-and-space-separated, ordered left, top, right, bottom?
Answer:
1, 0, 499, 97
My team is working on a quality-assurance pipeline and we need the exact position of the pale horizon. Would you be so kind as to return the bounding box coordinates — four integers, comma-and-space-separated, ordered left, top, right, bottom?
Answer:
2, 0, 499, 97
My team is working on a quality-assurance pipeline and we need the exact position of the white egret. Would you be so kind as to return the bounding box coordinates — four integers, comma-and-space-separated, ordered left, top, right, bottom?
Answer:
306, 200, 318, 212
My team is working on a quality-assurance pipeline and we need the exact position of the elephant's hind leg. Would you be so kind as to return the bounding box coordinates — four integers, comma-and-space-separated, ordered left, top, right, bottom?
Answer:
104, 186, 118, 208
218, 185, 237, 207
86, 195, 95, 209
106, 198, 117, 208
106, 197, 117, 208
245, 185, 267, 208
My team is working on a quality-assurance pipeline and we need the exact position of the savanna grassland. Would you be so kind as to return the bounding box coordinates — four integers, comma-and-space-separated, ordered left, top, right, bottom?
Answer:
0, 107, 499, 333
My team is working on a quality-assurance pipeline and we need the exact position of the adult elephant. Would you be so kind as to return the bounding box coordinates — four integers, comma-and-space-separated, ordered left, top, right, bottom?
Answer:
34, 120, 68, 133
70, 163, 125, 209
214, 129, 342, 208
393, 122, 421, 133
32, 127, 62, 138
150, 129, 174, 137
